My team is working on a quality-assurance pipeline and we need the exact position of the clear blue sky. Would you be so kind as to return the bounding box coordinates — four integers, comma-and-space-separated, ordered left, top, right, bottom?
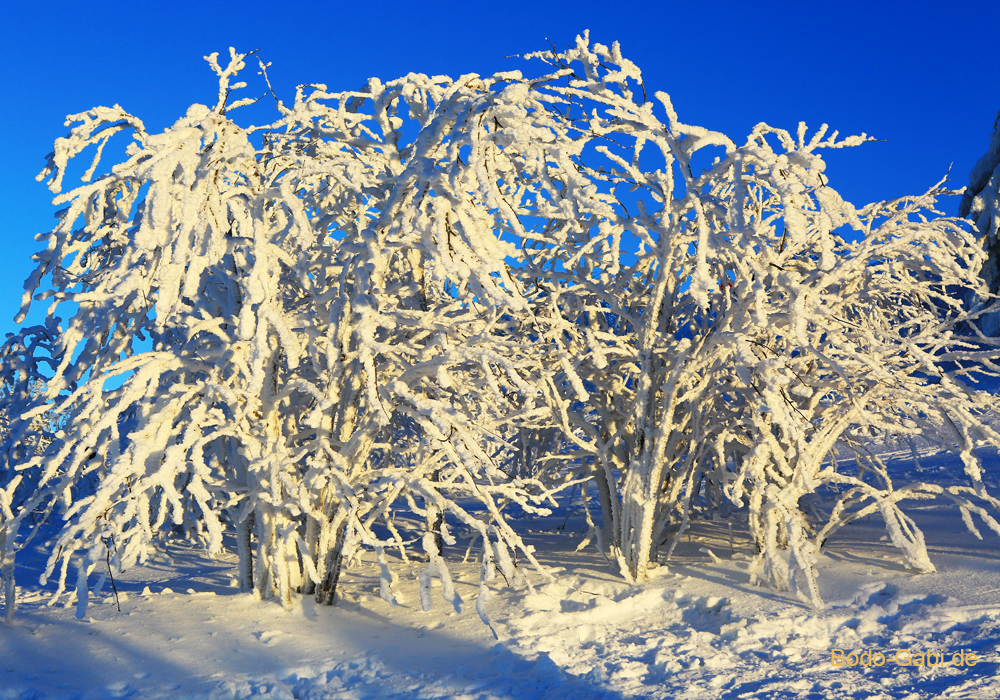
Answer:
2, 0, 999, 340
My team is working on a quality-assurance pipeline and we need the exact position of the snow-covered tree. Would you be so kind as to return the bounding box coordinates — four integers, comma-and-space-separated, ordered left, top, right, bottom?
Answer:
3, 36, 1000, 623
962, 109, 1000, 334
471, 35, 1000, 604
0, 319, 65, 623
0, 47, 571, 621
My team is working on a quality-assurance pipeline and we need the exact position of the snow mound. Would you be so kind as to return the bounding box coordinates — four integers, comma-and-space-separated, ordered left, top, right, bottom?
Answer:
489, 576, 1000, 699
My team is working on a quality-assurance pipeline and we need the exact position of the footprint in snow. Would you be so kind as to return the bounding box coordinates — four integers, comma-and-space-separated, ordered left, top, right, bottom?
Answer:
255, 630, 286, 645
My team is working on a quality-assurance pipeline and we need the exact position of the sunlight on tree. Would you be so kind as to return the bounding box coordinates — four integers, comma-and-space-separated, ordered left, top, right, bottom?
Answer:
3, 35, 1000, 624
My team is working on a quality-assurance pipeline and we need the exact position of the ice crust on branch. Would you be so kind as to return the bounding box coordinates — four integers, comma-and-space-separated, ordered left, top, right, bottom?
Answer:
2, 35, 1000, 622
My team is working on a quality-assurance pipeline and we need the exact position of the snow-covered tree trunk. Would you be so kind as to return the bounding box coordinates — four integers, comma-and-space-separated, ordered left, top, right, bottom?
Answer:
314, 506, 347, 606
236, 510, 254, 594
0, 486, 18, 625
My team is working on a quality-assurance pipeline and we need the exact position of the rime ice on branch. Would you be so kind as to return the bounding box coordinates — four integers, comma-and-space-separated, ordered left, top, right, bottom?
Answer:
962, 109, 1000, 334
2, 36, 1000, 622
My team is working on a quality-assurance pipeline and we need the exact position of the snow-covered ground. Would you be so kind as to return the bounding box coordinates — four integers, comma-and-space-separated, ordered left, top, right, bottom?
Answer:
3, 443, 1000, 700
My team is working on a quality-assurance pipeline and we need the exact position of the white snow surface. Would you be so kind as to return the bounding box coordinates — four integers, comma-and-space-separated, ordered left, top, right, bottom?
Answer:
3, 443, 1000, 700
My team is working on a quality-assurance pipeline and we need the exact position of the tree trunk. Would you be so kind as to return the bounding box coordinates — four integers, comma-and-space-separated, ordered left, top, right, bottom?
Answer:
593, 466, 616, 555
428, 470, 443, 558
236, 511, 255, 593
254, 508, 275, 600
0, 526, 15, 625
315, 512, 347, 606
301, 514, 320, 596
618, 464, 657, 583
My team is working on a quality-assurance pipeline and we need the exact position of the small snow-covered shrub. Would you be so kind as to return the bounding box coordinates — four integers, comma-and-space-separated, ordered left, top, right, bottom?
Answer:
2, 35, 1000, 622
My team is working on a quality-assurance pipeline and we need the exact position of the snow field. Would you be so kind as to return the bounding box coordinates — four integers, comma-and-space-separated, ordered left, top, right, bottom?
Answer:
3, 460, 1000, 700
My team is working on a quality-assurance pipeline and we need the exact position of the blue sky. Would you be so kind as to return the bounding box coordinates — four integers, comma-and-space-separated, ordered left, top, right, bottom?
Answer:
2, 0, 999, 340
